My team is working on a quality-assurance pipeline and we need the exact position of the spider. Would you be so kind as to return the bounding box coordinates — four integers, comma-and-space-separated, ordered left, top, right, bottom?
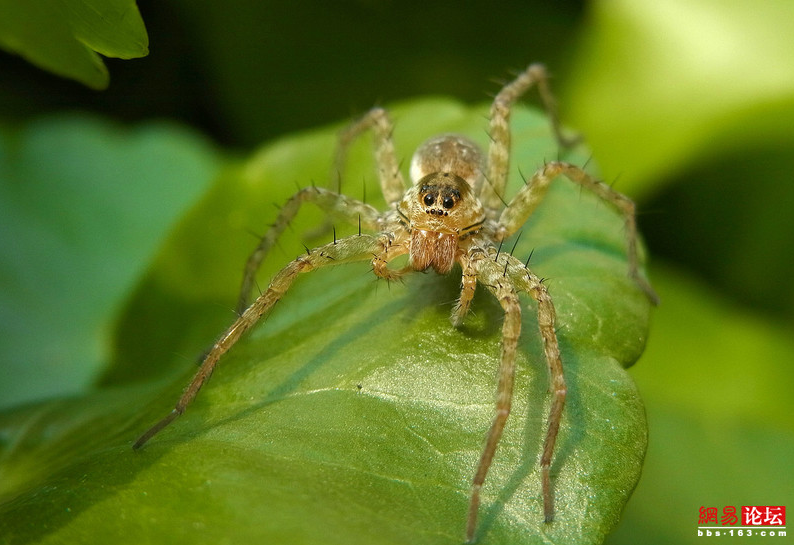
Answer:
133, 63, 658, 542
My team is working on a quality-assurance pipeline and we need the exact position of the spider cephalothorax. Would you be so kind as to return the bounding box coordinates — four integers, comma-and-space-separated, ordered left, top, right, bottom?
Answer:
399, 165, 485, 274
133, 63, 658, 543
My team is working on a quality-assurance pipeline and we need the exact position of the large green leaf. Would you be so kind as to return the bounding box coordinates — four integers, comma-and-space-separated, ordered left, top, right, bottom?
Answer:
0, 100, 653, 544
0, 0, 148, 89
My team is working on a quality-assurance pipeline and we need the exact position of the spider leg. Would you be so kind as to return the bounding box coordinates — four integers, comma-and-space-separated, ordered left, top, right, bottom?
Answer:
241, 107, 407, 313
465, 248, 522, 542
497, 161, 660, 304
371, 230, 411, 281
134, 233, 385, 450
306, 107, 406, 239
465, 249, 566, 542
336, 107, 406, 206
451, 246, 485, 327
237, 187, 381, 313
505, 254, 566, 523
481, 63, 576, 215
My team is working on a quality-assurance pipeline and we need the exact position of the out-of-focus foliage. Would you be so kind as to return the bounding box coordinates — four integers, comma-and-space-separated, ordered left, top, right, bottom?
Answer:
0, 0, 148, 89
566, 0, 794, 189
608, 266, 793, 545
566, 0, 794, 317
0, 116, 221, 408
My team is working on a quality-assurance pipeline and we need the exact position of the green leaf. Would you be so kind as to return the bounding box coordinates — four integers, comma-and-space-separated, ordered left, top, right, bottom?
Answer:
0, 100, 653, 544
0, 0, 149, 89
0, 113, 222, 410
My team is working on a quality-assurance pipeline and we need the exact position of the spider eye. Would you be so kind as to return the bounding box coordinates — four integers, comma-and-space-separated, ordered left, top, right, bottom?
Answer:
423, 193, 435, 206
442, 196, 455, 209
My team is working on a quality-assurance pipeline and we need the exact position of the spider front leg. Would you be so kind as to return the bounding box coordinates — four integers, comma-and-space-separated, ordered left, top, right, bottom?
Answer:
464, 248, 566, 543
465, 249, 522, 543
508, 256, 566, 523
134, 233, 384, 450
237, 188, 381, 314
498, 161, 660, 304
451, 247, 485, 327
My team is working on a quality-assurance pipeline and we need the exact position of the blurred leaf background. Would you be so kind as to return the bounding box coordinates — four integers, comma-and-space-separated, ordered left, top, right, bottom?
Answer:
1, 1, 793, 544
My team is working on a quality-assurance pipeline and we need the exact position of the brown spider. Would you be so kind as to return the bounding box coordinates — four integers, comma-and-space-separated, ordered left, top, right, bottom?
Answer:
133, 63, 658, 542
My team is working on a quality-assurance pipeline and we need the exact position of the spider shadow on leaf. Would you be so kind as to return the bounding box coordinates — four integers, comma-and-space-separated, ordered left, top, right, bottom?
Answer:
396, 267, 503, 341
475, 333, 585, 538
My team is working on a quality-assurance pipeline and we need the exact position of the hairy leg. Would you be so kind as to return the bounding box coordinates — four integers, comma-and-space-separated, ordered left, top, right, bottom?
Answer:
451, 245, 485, 327
481, 63, 575, 215
336, 107, 406, 206
505, 254, 567, 523
464, 248, 567, 541
465, 246, 522, 542
134, 233, 383, 450
237, 187, 381, 313
497, 161, 660, 304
